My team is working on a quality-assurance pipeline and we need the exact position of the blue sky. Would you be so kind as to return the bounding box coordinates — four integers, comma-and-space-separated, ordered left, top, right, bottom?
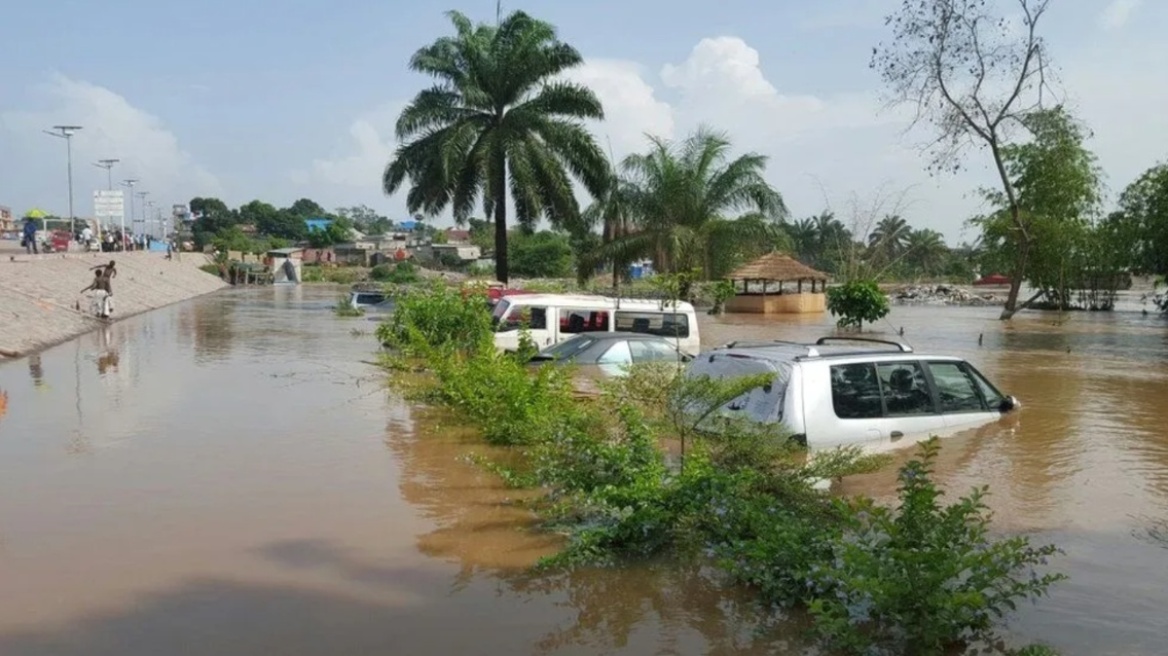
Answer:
2, 0, 1164, 243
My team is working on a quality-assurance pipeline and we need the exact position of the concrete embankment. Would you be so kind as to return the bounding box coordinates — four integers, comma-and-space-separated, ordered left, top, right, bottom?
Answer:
0, 251, 228, 357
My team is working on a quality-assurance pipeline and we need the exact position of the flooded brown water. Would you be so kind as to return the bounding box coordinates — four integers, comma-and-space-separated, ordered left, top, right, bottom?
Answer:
0, 287, 1165, 655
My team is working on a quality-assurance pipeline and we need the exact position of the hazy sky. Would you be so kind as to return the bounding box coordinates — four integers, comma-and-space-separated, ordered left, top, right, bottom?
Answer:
1, 0, 1164, 243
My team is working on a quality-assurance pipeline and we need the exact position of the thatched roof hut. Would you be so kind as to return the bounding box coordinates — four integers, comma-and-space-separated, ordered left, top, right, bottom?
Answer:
724, 252, 829, 314
727, 252, 828, 292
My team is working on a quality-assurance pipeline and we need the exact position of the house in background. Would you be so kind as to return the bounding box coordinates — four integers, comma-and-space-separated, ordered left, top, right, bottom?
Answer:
0, 205, 13, 236
444, 228, 472, 244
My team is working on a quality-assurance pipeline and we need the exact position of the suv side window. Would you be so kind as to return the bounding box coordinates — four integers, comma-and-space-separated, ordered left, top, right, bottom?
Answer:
927, 361, 987, 412
830, 363, 883, 419
876, 362, 935, 416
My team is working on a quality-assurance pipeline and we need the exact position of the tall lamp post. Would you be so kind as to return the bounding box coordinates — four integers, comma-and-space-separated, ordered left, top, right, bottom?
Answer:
43, 125, 83, 236
136, 191, 149, 243
120, 179, 138, 248
93, 159, 119, 190
93, 159, 119, 235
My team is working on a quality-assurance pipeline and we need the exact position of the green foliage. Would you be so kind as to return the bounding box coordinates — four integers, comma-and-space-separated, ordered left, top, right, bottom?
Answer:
383, 9, 609, 284
589, 127, 788, 282
971, 107, 1105, 303
307, 220, 352, 248
333, 294, 365, 317
826, 280, 891, 330
1117, 163, 1168, 276
370, 261, 420, 284
376, 283, 493, 357
509, 230, 574, 278
806, 439, 1066, 656
300, 265, 361, 285
385, 288, 1067, 653
708, 280, 736, 314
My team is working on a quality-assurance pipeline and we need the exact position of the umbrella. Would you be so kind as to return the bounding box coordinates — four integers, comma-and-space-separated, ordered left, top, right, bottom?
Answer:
24, 208, 48, 219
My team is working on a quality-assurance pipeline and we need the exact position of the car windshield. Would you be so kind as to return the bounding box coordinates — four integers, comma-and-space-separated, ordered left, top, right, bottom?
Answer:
539, 335, 597, 361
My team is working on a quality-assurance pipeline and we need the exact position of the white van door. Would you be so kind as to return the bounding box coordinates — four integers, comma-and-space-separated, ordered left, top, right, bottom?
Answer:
926, 360, 1004, 432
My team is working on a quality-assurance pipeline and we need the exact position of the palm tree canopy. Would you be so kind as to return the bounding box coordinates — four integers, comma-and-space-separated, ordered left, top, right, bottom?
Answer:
611, 126, 788, 278
383, 10, 609, 282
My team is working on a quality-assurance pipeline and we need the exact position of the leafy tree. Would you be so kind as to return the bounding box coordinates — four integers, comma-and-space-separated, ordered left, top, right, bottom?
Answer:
467, 218, 495, 251
971, 107, 1102, 309
508, 230, 573, 278
336, 205, 390, 234
867, 214, 911, 264
578, 151, 636, 287
607, 127, 788, 280
1117, 163, 1168, 276
306, 220, 351, 248
825, 280, 890, 331
873, 0, 1055, 319
903, 229, 950, 278
287, 198, 325, 218
239, 200, 308, 241
383, 9, 609, 284
189, 197, 236, 242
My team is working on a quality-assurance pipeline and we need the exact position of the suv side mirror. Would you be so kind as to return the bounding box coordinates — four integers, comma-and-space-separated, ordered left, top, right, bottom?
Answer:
998, 395, 1020, 413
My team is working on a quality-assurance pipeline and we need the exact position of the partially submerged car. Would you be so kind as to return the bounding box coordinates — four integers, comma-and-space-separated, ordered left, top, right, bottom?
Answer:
530, 332, 691, 377
683, 336, 1018, 453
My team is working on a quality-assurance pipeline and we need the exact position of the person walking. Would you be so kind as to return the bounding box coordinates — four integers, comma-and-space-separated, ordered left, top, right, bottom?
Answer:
21, 217, 38, 254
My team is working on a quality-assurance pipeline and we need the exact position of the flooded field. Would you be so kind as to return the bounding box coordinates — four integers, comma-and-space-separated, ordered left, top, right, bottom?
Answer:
1, 286, 1165, 655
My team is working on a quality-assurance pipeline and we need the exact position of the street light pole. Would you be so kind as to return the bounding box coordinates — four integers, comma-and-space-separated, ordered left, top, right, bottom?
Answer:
94, 159, 119, 190
121, 179, 137, 247
136, 191, 149, 242
44, 125, 83, 237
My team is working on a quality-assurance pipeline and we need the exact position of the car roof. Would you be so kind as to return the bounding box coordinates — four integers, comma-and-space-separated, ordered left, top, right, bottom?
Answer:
564, 331, 673, 342
701, 337, 964, 365
499, 293, 695, 312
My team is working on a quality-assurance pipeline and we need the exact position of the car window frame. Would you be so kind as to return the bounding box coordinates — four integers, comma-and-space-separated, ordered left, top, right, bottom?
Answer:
922, 360, 990, 414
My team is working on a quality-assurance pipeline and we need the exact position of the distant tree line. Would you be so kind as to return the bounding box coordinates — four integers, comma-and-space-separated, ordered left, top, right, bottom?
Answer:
381, 5, 1168, 317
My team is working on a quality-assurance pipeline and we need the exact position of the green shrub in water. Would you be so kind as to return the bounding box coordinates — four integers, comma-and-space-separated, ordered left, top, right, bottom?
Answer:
826, 279, 891, 330
805, 439, 1066, 655
383, 284, 1067, 655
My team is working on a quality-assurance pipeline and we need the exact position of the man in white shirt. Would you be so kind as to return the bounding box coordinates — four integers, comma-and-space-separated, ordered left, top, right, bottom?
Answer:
80, 226, 94, 251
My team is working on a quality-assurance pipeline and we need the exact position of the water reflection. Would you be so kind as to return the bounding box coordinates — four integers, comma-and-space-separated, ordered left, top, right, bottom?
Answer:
27, 354, 44, 387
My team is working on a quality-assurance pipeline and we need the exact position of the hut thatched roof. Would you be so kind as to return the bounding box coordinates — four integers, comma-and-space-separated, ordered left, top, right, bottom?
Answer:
727, 252, 828, 282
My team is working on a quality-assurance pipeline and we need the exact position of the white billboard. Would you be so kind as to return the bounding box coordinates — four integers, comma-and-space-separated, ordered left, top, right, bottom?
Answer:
93, 190, 125, 221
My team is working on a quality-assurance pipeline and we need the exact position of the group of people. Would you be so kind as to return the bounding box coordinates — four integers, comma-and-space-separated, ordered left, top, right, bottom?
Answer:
20, 215, 163, 255
80, 260, 118, 320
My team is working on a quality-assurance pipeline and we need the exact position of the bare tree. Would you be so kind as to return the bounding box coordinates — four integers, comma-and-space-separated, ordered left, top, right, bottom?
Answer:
872, 0, 1053, 319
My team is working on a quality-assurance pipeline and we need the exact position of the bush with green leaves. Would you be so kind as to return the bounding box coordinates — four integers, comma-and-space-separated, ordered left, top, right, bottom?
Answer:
383, 287, 1067, 654
371, 261, 421, 284
826, 279, 891, 330
805, 439, 1066, 655
376, 283, 493, 356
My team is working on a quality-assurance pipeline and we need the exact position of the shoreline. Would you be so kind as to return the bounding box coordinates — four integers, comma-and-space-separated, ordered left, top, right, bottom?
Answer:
0, 251, 228, 359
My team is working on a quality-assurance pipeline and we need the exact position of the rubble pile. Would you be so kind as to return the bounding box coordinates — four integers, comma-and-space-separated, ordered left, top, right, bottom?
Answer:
890, 284, 1003, 307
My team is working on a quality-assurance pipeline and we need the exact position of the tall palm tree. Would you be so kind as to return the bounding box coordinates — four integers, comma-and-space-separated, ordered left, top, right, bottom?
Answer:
383, 10, 608, 283
868, 214, 911, 262
610, 126, 787, 279
904, 228, 949, 276
578, 152, 636, 288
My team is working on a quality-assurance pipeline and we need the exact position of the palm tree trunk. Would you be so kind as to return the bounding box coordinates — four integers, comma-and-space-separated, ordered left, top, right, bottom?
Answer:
493, 153, 509, 284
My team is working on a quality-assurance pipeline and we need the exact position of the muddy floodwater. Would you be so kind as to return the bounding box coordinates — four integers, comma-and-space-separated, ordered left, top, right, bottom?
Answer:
1, 287, 1166, 655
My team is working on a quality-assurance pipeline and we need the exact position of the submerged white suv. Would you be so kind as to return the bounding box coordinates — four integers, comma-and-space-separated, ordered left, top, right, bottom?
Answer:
684, 336, 1018, 452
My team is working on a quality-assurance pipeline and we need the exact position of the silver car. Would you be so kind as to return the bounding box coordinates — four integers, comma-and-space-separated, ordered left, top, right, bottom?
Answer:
683, 336, 1019, 453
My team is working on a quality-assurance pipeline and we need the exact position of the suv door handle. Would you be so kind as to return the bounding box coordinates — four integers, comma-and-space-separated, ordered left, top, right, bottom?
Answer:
890, 431, 904, 441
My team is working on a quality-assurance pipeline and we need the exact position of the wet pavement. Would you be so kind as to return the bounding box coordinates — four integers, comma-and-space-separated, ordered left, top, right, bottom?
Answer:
0, 286, 1166, 655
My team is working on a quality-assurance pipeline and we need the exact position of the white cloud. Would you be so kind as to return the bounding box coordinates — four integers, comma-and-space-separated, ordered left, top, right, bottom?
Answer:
0, 74, 221, 219
1099, 0, 1142, 30
561, 58, 674, 157
297, 103, 404, 190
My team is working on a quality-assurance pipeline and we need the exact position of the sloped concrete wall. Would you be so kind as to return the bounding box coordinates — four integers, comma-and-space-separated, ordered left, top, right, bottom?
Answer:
0, 252, 228, 357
